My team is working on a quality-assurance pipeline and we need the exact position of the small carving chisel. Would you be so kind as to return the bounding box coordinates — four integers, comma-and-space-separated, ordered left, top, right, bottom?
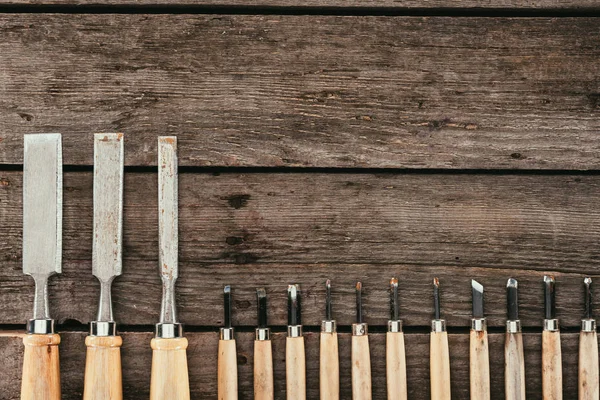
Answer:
505, 278, 526, 400
470, 280, 490, 400
20, 134, 62, 400
254, 289, 274, 400
542, 276, 562, 400
83, 133, 124, 400
430, 278, 451, 400
352, 282, 372, 400
320, 279, 339, 400
150, 136, 190, 400
218, 285, 238, 400
386, 278, 407, 400
286, 284, 306, 400
579, 277, 599, 400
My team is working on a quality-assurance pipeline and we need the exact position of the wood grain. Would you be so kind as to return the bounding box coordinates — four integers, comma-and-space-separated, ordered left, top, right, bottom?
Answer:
285, 336, 306, 400
218, 339, 239, 400
351, 334, 372, 400
469, 329, 490, 400
505, 332, 526, 400
579, 331, 599, 400
542, 330, 563, 400
83, 335, 123, 400
254, 339, 274, 400
150, 337, 191, 400
386, 331, 407, 400
2, 171, 600, 328
430, 331, 451, 400
319, 331, 339, 400
0, 16, 599, 169
20, 333, 61, 400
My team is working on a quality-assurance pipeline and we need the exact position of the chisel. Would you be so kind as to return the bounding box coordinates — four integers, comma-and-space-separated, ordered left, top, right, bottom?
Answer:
505, 278, 526, 400
218, 285, 238, 400
254, 288, 274, 400
430, 277, 451, 400
320, 279, 339, 400
542, 276, 562, 400
83, 133, 124, 400
579, 277, 599, 400
20, 134, 63, 400
470, 280, 490, 400
150, 136, 190, 400
352, 282, 372, 400
386, 278, 407, 400
286, 284, 306, 400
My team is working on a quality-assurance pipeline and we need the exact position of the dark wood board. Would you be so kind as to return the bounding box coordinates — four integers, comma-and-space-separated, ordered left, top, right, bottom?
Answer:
0, 16, 599, 169
1, 170, 599, 328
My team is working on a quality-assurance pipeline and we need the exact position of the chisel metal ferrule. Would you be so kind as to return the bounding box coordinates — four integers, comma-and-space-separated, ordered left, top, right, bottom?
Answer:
156, 322, 183, 339
321, 320, 337, 333
220, 327, 235, 341
90, 321, 117, 337
431, 319, 446, 333
471, 318, 486, 332
352, 322, 368, 336
256, 327, 270, 341
543, 318, 559, 332
506, 320, 522, 333
288, 325, 303, 337
388, 320, 402, 333
26, 319, 55, 335
582, 319, 596, 332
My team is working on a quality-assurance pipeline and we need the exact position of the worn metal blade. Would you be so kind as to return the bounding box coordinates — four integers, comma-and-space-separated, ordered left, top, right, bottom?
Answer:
23, 134, 63, 278
471, 280, 484, 319
92, 134, 124, 282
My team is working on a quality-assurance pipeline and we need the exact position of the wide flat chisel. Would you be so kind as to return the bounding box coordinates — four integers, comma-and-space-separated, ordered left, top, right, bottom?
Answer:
387, 278, 407, 400
218, 285, 238, 400
470, 280, 490, 400
150, 136, 190, 400
286, 284, 306, 400
254, 289, 274, 400
21, 133, 63, 400
430, 278, 451, 400
505, 278, 526, 400
83, 133, 124, 400
352, 282, 372, 400
320, 279, 339, 400
579, 277, 599, 400
542, 276, 562, 400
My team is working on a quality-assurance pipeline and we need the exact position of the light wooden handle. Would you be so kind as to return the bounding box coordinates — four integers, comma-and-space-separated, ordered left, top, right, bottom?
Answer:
254, 340, 274, 400
286, 336, 306, 400
386, 331, 407, 400
352, 334, 372, 400
505, 332, 526, 400
320, 332, 339, 400
579, 331, 599, 400
542, 330, 563, 400
150, 337, 190, 400
20, 333, 61, 400
218, 339, 238, 400
430, 331, 451, 400
83, 335, 123, 400
469, 329, 490, 400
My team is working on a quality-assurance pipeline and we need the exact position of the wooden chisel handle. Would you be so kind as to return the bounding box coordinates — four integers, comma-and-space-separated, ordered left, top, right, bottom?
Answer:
352, 333, 372, 400
505, 331, 526, 400
254, 339, 274, 400
386, 331, 407, 400
218, 339, 238, 400
20, 333, 61, 400
83, 335, 123, 400
542, 329, 563, 400
150, 337, 190, 400
579, 329, 599, 400
320, 331, 339, 399
430, 330, 451, 400
469, 328, 490, 400
286, 336, 306, 400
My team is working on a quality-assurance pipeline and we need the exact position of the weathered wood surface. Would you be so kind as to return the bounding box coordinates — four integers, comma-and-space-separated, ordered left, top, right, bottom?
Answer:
1, 170, 599, 328
0, 331, 582, 400
0, 16, 599, 169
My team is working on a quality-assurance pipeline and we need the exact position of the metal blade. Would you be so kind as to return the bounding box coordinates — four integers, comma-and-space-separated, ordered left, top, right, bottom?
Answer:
471, 280, 484, 319
158, 136, 179, 324
543, 275, 556, 320
433, 277, 441, 320
507, 278, 519, 321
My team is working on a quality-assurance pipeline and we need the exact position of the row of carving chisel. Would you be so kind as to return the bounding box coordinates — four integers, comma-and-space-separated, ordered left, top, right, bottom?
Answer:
17, 133, 599, 400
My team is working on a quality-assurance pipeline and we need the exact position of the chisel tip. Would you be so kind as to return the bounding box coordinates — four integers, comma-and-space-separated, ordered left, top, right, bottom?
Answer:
287, 284, 301, 326
507, 278, 519, 321
543, 275, 556, 320
256, 288, 267, 328
507, 278, 518, 289
325, 279, 332, 321
471, 279, 483, 293
390, 277, 399, 321
471, 280, 484, 319
584, 277, 593, 320
223, 285, 232, 328
356, 281, 363, 324
433, 277, 441, 320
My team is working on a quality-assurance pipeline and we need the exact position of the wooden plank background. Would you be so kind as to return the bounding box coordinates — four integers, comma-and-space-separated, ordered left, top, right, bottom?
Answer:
0, 0, 599, 398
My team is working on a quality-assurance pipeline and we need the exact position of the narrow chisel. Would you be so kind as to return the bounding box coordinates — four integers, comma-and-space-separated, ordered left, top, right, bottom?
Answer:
542, 276, 562, 400
286, 284, 306, 400
505, 278, 526, 400
430, 277, 451, 400
352, 282, 372, 400
579, 277, 599, 400
320, 279, 339, 400
470, 280, 490, 400
150, 136, 190, 400
218, 285, 238, 400
386, 278, 407, 400
20, 134, 63, 400
254, 289, 274, 400
83, 133, 124, 400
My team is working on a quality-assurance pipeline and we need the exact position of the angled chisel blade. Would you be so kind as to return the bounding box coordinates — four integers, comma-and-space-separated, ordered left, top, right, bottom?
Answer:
23, 133, 62, 322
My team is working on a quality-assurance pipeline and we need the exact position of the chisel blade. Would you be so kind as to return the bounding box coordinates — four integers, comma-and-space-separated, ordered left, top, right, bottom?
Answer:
92, 133, 124, 282
23, 134, 62, 278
